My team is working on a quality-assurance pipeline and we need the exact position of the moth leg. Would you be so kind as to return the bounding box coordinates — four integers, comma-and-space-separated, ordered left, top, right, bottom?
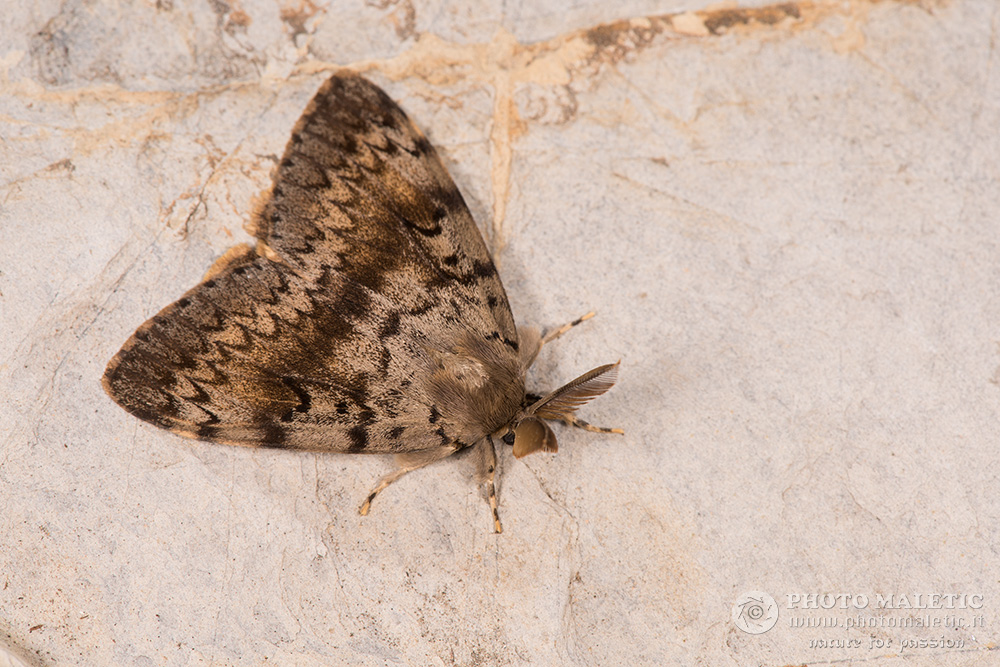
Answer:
473, 436, 503, 533
541, 311, 595, 345
521, 313, 596, 368
359, 446, 459, 516
557, 414, 624, 435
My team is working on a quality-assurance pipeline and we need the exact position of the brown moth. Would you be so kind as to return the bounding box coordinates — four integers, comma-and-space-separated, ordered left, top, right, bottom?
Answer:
102, 72, 621, 533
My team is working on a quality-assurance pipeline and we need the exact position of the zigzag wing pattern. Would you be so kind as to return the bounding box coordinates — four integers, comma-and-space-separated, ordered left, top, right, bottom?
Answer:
103, 73, 526, 453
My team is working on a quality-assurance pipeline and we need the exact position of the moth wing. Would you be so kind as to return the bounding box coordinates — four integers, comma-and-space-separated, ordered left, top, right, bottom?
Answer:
254, 71, 518, 348
103, 246, 451, 453
104, 72, 527, 453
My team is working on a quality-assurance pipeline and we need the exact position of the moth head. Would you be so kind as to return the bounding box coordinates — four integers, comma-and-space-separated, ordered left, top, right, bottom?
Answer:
505, 417, 558, 458
501, 361, 620, 459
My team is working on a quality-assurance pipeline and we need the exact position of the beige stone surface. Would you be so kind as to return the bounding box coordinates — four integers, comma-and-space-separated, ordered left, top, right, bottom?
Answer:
2, 0, 999, 665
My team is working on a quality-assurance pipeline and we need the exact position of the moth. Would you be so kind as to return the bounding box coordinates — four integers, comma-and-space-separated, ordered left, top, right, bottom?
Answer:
102, 72, 622, 532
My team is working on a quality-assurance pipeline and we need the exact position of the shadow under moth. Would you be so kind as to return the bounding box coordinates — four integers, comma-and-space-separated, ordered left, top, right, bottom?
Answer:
103, 71, 621, 533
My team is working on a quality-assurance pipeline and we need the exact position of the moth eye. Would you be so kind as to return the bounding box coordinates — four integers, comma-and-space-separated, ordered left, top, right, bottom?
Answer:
501, 431, 515, 445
